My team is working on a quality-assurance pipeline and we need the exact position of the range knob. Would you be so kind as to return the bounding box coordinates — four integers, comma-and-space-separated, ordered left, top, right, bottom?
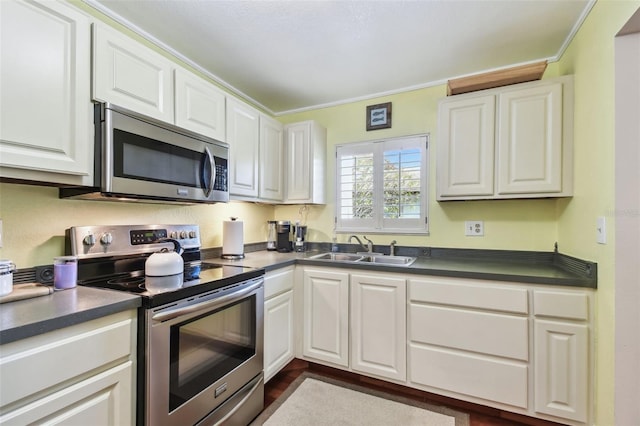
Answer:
83, 234, 96, 246
100, 232, 113, 245
189, 231, 196, 239
180, 231, 188, 239
169, 231, 178, 239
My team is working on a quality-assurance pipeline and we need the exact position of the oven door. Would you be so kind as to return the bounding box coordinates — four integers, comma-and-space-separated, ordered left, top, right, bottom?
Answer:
103, 103, 229, 203
146, 277, 264, 426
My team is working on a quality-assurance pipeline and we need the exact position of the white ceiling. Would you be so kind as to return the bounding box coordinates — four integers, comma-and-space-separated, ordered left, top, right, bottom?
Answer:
87, 0, 594, 115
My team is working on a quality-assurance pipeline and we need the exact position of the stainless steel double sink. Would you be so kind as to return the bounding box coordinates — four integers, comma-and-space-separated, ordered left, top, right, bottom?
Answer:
308, 252, 416, 266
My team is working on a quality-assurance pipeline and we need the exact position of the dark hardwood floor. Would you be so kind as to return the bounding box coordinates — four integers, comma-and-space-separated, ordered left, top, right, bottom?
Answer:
264, 359, 565, 426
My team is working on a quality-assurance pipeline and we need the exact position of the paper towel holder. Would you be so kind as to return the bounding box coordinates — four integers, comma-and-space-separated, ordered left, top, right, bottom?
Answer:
221, 217, 245, 260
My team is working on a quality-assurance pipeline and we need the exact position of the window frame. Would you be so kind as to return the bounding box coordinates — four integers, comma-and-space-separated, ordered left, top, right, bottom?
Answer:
335, 134, 429, 235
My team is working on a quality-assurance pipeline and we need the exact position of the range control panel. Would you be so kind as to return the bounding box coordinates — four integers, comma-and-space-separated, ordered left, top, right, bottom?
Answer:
66, 224, 201, 259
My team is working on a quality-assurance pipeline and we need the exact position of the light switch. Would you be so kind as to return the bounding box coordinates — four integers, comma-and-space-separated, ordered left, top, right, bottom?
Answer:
596, 216, 606, 244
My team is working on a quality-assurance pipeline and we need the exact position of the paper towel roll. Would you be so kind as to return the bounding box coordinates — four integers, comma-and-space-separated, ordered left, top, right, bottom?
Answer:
222, 218, 244, 259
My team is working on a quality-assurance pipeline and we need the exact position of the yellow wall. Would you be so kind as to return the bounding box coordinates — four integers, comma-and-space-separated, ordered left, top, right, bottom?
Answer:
553, 1, 639, 424
276, 69, 559, 250
0, 183, 275, 267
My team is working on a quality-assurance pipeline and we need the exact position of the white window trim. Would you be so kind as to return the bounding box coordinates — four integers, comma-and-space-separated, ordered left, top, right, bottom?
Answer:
335, 134, 429, 235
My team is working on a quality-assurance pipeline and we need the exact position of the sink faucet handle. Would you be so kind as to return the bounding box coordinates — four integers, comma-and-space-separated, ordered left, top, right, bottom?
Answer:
389, 240, 397, 256
363, 236, 374, 253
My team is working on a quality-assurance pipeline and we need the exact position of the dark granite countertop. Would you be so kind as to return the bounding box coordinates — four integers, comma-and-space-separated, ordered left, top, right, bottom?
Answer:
206, 246, 597, 288
0, 286, 141, 345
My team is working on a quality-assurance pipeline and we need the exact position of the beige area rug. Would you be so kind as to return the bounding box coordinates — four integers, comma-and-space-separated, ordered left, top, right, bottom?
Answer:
251, 372, 469, 426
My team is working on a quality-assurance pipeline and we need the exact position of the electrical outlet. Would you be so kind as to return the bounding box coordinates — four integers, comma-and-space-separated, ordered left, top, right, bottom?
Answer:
597, 216, 606, 244
465, 221, 484, 236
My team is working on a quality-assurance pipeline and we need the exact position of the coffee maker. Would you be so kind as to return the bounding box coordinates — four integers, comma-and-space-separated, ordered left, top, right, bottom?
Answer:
276, 221, 292, 252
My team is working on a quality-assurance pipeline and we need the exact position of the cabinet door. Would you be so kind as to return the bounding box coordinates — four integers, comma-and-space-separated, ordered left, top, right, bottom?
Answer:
0, 362, 133, 426
302, 269, 349, 367
0, 0, 92, 185
534, 319, 588, 423
285, 122, 312, 202
93, 23, 174, 123
437, 95, 495, 198
226, 97, 259, 197
497, 82, 563, 194
259, 115, 284, 202
175, 68, 226, 141
351, 274, 406, 381
264, 290, 294, 382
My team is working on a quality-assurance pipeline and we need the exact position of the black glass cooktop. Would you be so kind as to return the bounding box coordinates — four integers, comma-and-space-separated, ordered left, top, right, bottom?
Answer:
78, 261, 264, 308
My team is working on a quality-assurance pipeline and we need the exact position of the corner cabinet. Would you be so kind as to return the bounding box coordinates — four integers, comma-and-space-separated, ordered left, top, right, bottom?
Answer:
284, 121, 327, 204
0, 0, 93, 185
0, 310, 137, 425
437, 76, 573, 200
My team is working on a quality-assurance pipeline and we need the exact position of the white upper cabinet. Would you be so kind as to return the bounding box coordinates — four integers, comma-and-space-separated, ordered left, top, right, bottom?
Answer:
284, 120, 327, 204
259, 115, 285, 202
174, 68, 226, 142
0, 0, 93, 185
93, 23, 174, 123
437, 95, 496, 197
437, 76, 573, 200
227, 97, 260, 198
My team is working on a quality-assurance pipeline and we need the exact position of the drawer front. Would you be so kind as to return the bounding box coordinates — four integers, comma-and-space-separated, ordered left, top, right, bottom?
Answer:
410, 345, 528, 409
410, 278, 528, 314
264, 266, 295, 299
533, 290, 589, 320
410, 304, 528, 360
0, 313, 134, 408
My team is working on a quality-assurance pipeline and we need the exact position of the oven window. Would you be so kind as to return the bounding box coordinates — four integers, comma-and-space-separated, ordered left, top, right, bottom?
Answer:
168, 295, 256, 411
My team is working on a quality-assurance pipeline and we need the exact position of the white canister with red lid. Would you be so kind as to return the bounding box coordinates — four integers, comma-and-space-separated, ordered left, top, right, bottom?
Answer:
0, 259, 16, 296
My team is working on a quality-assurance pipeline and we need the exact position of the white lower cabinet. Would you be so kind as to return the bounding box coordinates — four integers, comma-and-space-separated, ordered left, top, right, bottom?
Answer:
302, 268, 406, 382
298, 267, 593, 425
0, 310, 137, 425
264, 267, 295, 382
533, 290, 590, 423
350, 273, 406, 381
408, 277, 530, 409
302, 268, 349, 367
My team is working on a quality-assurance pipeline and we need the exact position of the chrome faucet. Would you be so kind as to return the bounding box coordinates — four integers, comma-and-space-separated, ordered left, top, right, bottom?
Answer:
348, 235, 374, 253
389, 240, 397, 256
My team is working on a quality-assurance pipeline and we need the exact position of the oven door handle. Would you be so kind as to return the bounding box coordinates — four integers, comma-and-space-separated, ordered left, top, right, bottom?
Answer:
151, 278, 262, 322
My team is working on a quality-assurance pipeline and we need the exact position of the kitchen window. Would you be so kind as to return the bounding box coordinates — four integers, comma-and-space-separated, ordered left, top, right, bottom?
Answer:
335, 134, 429, 234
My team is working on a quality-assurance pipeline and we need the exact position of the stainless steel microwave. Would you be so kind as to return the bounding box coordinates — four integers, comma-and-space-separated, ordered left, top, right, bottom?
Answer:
60, 103, 229, 204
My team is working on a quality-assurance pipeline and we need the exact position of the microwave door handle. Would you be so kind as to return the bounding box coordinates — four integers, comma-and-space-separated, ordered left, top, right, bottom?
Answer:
201, 146, 215, 197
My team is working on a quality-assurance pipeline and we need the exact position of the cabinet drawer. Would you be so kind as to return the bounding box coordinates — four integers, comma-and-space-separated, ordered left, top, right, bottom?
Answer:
0, 312, 134, 408
409, 345, 528, 409
410, 304, 528, 360
410, 278, 528, 314
533, 290, 589, 320
264, 266, 294, 299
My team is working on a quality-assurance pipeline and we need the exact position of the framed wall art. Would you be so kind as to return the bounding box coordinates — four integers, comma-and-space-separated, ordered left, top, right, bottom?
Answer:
366, 102, 392, 131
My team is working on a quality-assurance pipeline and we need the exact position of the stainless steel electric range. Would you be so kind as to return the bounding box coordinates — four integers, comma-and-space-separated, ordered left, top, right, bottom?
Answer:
66, 224, 265, 426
